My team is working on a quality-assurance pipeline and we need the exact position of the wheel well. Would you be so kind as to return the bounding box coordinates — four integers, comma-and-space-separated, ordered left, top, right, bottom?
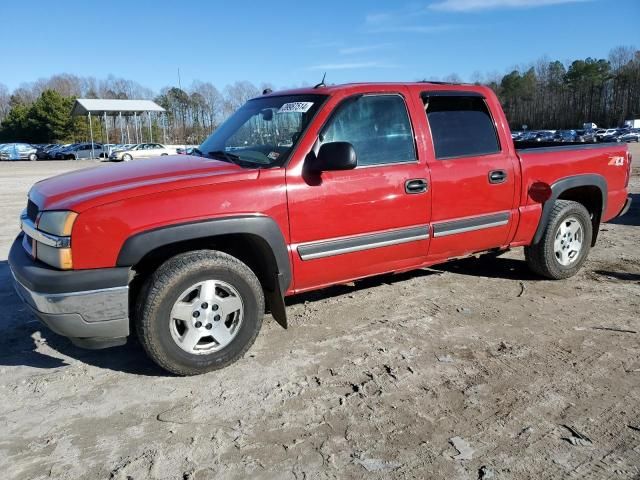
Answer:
129, 234, 281, 316
557, 185, 603, 245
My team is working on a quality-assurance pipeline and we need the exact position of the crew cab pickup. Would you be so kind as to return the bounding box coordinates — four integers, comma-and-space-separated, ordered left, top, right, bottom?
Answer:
9, 82, 632, 375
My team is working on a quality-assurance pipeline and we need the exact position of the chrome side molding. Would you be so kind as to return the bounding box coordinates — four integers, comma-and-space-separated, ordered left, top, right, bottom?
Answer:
298, 225, 430, 261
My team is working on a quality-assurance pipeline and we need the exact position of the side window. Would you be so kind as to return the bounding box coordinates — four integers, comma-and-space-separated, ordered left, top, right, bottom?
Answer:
424, 94, 500, 159
322, 95, 416, 166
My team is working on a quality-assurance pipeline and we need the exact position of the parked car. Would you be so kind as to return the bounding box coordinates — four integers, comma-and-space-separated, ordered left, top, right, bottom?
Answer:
618, 129, 640, 143
0, 143, 38, 161
99, 144, 119, 158
9, 82, 632, 375
176, 147, 196, 155
109, 143, 173, 161
574, 130, 596, 143
35, 144, 60, 159
520, 130, 555, 142
54, 143, 103, 160
601, 129, 629, 143
596, 128, 618, 141
41, 144, 69, 159
553, 130, 577, 142
52, 144, 79, 159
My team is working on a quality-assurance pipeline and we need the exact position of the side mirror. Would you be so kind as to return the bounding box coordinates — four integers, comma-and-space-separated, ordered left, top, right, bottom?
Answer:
315, 142, 357, 171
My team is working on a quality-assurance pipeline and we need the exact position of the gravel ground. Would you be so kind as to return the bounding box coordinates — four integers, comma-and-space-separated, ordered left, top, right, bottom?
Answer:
0, 147, 639, 480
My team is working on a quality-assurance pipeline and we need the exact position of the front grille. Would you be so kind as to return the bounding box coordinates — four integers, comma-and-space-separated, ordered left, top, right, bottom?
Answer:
26, 199, 39, 222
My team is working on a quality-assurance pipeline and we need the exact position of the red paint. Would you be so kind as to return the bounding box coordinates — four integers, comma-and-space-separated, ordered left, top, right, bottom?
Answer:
27, 83, 630, 295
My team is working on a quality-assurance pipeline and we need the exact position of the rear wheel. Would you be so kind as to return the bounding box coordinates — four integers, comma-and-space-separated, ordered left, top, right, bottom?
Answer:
28, 153, 37, 161
525, 200, 592, 279
136, 250, 264, 375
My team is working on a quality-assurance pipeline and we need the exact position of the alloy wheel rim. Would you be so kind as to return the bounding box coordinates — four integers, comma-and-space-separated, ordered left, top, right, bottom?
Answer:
169, 279, 244, 355
553, 216, 583, 266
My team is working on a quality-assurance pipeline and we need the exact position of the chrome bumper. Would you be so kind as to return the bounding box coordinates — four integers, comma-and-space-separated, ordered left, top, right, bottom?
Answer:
12, 271, 130, 349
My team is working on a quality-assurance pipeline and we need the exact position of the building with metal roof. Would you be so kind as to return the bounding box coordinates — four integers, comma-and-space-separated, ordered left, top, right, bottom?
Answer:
71, 98, 165, 116
71, 99, 168, 156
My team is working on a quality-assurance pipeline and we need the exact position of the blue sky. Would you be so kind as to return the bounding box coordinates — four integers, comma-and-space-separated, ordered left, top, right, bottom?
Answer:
1, 0, 638, 92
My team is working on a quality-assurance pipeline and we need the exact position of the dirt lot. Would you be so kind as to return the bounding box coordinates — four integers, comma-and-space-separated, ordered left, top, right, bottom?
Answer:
1, 147, 639, 480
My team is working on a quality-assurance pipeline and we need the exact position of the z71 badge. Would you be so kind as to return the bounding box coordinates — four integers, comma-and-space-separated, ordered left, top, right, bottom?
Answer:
608, 156, 625, 166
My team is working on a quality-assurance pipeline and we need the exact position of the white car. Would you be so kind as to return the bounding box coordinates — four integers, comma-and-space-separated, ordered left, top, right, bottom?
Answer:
109, 143, 174, 161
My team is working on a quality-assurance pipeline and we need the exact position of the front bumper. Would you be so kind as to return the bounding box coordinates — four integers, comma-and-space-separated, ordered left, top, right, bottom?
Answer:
8, 235, 131, 349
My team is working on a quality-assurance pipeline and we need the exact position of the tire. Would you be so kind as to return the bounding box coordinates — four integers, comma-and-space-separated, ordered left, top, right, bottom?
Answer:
136, 250, 265, 376
122, 153, 132, 162
524, 200, 592, 280
28, 153, 37, 161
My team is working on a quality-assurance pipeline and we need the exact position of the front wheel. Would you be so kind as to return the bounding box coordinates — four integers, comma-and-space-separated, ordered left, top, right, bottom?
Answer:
28, 153, 37, 161
122, 153, 133, 161
136, 250, 265, 375
525, 200, 592, 279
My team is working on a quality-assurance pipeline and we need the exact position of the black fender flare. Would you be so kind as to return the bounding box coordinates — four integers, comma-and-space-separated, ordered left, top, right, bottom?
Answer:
117, 215, 291, 328
532, 173, 607, 245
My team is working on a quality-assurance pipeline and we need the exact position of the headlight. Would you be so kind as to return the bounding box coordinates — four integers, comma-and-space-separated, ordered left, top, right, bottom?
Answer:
37, 211, 78, 236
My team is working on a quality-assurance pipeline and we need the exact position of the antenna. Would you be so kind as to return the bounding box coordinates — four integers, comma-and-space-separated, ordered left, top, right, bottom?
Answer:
178, 68, 186, 151
314, 72, 327, 89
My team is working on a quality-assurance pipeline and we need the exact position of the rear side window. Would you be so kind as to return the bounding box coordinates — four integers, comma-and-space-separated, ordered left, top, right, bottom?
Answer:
424, 95, 500, 159
322, 94, 416, 167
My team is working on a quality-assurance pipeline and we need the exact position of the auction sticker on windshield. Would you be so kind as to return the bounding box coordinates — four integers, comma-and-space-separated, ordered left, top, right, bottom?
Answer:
278, 102, 314, 114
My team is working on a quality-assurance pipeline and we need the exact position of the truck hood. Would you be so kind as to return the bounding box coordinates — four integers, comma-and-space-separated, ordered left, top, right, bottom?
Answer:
29, 155, 258, 212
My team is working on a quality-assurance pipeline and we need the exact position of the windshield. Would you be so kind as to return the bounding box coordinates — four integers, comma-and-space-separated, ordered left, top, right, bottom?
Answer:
198, 94, 327, 167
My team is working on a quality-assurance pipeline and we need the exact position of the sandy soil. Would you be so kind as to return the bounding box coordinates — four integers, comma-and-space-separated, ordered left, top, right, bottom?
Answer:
0, 147, 639, 480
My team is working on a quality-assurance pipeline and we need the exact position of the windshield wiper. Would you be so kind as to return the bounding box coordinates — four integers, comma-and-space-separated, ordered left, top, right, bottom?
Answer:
208, 150, 244, 166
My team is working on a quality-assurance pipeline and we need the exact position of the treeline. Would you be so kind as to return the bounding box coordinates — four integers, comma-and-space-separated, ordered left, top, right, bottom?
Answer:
0, 74, 279, 144
0, 46, 638, 144
484, 46, 640, 130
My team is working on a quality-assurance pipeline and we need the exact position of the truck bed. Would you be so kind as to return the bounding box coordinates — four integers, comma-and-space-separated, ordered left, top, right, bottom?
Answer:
516, 142, 630, 222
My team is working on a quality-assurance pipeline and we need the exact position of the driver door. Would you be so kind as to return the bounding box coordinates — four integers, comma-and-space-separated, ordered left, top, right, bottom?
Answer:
286, 90, 431, 292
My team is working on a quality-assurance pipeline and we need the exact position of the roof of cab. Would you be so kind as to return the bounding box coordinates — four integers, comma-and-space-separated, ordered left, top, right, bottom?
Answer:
257, 81, 490, 99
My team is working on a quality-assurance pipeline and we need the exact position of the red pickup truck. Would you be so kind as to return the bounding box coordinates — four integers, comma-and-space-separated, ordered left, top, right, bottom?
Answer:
10, 82, 632, 375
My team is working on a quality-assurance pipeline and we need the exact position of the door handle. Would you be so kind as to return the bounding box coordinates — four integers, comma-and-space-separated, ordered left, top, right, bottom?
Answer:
405, 178, 428, 194
488, 170, 507, 184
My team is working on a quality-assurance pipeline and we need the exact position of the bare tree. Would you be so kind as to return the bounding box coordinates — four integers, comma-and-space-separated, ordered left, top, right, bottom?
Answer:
191, 81, 223, 131
0, 83, 10, 124
223, 81, 259, 117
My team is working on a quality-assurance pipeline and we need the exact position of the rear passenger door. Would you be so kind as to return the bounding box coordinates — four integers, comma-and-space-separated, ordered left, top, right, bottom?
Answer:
422, 92, 517, 262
